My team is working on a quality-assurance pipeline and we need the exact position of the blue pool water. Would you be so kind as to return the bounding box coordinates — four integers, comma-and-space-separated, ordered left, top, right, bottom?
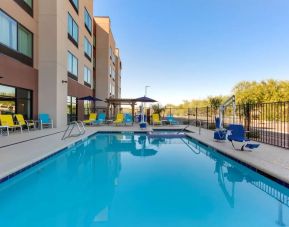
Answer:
0, 133, 288, 227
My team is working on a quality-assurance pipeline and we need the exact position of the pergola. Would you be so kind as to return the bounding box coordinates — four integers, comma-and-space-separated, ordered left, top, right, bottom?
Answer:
106, 98, 138, 120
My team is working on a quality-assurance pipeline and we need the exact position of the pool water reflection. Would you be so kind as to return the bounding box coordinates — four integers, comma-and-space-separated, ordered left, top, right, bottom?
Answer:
0, 133, 288, 227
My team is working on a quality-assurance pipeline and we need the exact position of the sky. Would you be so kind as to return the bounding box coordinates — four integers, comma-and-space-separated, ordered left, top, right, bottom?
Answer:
93, 0, 289, 105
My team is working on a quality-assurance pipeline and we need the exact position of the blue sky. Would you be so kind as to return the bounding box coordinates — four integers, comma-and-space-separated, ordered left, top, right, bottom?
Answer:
93, 0, 289, 105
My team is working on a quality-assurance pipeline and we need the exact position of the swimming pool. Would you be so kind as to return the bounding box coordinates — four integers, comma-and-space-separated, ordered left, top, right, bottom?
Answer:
0, 133, 288, 226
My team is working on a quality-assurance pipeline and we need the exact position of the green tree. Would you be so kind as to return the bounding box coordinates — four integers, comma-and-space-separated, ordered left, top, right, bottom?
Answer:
152, 104, 165, 117
233, 79, 289, 104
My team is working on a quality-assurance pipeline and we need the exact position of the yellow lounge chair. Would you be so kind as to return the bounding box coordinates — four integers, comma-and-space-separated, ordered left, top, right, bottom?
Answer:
0, 115, 22, 134
114, 113, 124, 126
83, 113, 97, 125
15, 114, 35, 131
152, 114, 162, 126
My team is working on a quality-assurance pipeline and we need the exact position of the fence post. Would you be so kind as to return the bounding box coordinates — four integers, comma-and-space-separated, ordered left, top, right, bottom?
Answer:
187, 108, 189, 125
206, 106, 209, 129
196, 107, 198, 127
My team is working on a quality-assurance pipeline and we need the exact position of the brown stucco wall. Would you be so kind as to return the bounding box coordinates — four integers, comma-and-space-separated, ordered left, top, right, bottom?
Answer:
0, 54, 38, 119
68, 78, 93, 120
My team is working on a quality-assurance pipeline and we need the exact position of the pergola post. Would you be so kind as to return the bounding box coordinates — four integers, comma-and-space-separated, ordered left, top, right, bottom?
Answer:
106, 98, 138, 122
106, 103, 110, 119
132, 102, 135, 122
113, 104, 117, 118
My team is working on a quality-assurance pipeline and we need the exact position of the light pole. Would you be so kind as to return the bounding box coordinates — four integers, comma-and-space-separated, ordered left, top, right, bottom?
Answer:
145, 85, 150, 97
141, 86, 150, 123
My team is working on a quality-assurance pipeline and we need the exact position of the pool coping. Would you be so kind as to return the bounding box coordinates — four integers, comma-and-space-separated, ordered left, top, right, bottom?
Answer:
1, 129, 289, 190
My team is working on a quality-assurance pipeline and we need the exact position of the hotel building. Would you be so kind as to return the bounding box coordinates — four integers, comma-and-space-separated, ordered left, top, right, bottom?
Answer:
93, 17, 122, 114
0, 0, 121, 127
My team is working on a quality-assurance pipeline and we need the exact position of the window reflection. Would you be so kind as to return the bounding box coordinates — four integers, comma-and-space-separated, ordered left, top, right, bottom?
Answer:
0, 84, 32, 119
0, 85, 15, 97
67, 96, 77, 123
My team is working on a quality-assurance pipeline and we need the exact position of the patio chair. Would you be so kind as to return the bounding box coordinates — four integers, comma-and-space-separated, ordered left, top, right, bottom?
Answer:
114, 113, 124, 126
15, 114, 36, 132
124, 113, 133, 126
93, 113, 106, 125
83, 113, 97, 125
166, 114, 178, 125
39, 113, 53, 129
0, 115, 22, 134
152, 114, 162, 126
227, 124, 260, 151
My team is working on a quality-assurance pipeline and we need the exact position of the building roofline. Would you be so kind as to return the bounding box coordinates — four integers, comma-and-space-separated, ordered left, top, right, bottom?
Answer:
94, 16, 110, 19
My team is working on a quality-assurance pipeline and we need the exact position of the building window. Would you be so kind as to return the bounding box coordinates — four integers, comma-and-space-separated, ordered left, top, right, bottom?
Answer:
67, 51, 78, 79
13, 0, 33, 16
84, 37, 92, 60
67, 96, 77, 124
0, 10, 33, 65
84, 100, 91, 115
18, 25, 32, 58
69, 0, 79, 13
84, 66, 91, 86
0, 84, 32, 119
84, 8, 92, 35
112, 69, 115, 80
109, 47, 112, 59
68, 13, 78, 47
109, 83, 115, 97
112, 84, 115, 96
0, 11, 17, 51
23, 0, 33, 8
112, 53, 115, 65
109, 65, 115, 80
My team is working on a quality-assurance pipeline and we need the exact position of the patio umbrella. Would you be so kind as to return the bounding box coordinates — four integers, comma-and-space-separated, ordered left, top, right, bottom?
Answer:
134, 96, 157, 103
131, 148, 158, 157
78, 96, 102, 101
134, 96, 157, 124
78, 96, 103, 113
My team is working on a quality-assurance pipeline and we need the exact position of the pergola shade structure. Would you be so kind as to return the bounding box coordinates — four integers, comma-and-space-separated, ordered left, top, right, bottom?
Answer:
106, 97, 158, 122
105, 98, 138, 120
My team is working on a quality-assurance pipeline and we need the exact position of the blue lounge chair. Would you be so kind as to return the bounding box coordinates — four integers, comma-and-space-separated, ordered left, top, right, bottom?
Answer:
214, 117, 226, 141
124, 113, 133, 125
166, 115, 178, 125
93, 113, 106, 125
39, 113, 53, 129
227, 124, 260, 151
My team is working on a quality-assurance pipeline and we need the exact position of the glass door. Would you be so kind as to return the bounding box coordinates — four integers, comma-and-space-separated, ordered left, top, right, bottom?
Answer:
67, 96, 78, 124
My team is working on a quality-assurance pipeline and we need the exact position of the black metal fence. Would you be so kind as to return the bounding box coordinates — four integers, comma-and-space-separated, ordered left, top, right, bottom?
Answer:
159, 102, 289, 149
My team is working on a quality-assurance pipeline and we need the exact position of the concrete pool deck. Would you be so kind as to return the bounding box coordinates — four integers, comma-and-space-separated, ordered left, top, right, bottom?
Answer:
185, 125, 289, 186
0, 124, 289, 186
